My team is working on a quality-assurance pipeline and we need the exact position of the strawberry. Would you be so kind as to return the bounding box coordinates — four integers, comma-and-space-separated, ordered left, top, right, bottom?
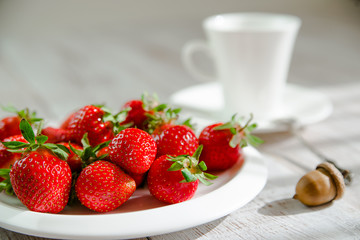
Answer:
120, 93, 183, 134
152, 124, 198, 158
75, 160, 136, 212
121, 100, 149, 129
0, 106, 41, 141
127, 171, 146, 188
120, 93, 162, 130
10, 149, 72, 213
68, 133, 111, 167
67, 105, 115, 146
58, 142, 83, 172
199, 115, 263, 171
41, 127, 71, 143
0, 116, 21, 141
147, 146, 217, 204
3, 119, 72, 213
0, 135, 27, 181
96, 145, 110, 160
64, 133, 112, 205
109, 128, 157, 174
42, 105, 114, 146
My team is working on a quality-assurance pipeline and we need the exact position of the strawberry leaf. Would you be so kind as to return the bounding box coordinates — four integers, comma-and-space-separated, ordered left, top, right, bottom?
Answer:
214, 122, 233, 130
167, 145, 217, 185
97, 153, 109, 160
69, 143, 83, 156
56, 144, 71, 154
81, 133, 91, 149
71, 134, 110, 166
196, 174, 212, 186
2, 105, 42, 124
168, 162, 184, 171
0, 169, 13, 195
92, 140, 111, 153
246, 134, 264, 147
0, 168, 10, 178
20, 119, 35, 144
198, 161, 207, 171
35, 135, 48, 145
50, 148, 69, 161
181, 118, 195, 130
0, 179, 13, 195
153, 104, 167, 112
181, 168, 197, 182
1, 105, 18, 113
2, 141, 30, 149
192, 144, 203, 161
43, 143, 69, 160
246, 123, 258, 132
204, 172, 218, 180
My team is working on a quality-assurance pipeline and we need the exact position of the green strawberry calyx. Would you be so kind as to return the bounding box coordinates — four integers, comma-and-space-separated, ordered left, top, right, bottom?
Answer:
141, 92, 161, 111
167, 145, 217, 186
0, 168, 13, 195
214, 114, 264, 148
69, 133, 111, 168
2, 119, 70, 160
94, 104, 132, 135
145, 106, 181, 134
2, 105, 42, 125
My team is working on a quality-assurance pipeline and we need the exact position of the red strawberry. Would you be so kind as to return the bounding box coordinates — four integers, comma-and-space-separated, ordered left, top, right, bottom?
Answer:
0, 106, 41, 141
67, 105, 114, 146
120, 100, 149, 129
120, 93, 181, 132
147, 146, 217, 204
199, 115, 263, 171
96, 145, 110, 160
152, 124, 198, 158
3, 119, 72, 213
127, 171, 146, 188
0, 116, 21, 141
10, 149, 72, 213
57, 142, 83, 172
0, 135, 27, 181
75, 160, 136, 212
42, 105, 114, 146
41, 127, 71, 143
109, 128, 157, 174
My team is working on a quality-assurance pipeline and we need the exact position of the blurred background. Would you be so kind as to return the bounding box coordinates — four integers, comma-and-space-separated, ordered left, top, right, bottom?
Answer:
0, 0, 359, 122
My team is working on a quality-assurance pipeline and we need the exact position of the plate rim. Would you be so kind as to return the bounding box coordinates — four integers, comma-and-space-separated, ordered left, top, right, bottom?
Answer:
0, 147, 268, 239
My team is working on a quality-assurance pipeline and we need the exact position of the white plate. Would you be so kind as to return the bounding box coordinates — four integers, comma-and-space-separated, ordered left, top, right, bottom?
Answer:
170, 82, 333, 133
0, 147, 267, 240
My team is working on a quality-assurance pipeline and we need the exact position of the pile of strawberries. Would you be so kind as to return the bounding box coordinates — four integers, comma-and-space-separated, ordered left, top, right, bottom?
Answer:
0, 94, 262, 214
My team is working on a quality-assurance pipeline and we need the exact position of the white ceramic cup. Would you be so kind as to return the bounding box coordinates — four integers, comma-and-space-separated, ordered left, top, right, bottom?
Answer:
182, 12, 301, 121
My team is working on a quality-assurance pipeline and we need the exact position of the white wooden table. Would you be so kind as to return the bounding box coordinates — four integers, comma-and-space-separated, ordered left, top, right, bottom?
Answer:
0, 1, 360, 239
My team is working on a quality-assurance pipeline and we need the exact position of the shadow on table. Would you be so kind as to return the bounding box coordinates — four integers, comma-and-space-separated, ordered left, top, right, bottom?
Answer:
258, 198, 333, 216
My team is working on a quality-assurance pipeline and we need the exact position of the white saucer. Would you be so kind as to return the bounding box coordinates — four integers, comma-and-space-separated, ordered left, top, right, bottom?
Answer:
170, 82, 333, 133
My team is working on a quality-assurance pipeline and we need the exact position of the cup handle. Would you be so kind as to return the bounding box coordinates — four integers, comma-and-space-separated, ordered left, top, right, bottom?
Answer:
181, 40, 216, 82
